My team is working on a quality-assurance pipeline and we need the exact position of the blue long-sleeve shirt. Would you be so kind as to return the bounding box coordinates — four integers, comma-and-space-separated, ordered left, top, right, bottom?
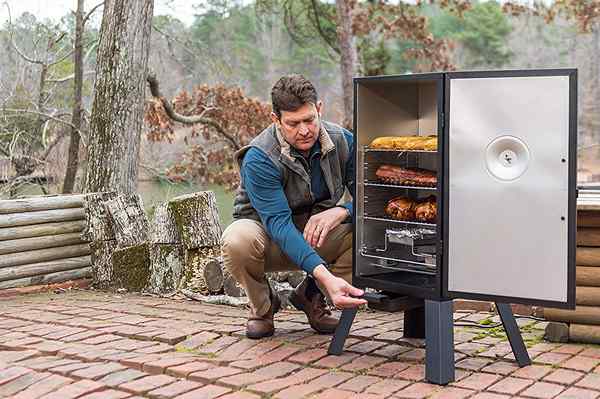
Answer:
240, 129, 354, 274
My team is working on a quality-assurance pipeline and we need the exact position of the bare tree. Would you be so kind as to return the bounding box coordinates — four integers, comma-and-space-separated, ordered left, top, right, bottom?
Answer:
62, 0, 86, 193
335, 0, 356, 128
85, 0, 154, 193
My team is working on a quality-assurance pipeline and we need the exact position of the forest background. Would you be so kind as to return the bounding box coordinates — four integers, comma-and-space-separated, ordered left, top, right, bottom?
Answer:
0, 0, 598, 226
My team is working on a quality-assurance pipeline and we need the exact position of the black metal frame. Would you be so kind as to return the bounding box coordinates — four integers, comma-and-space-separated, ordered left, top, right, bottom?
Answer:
328, 298, 531, 385
352, 73, 446, 301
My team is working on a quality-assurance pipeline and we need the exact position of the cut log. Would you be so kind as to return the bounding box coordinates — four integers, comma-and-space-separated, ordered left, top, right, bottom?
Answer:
90, 240, 118, 287
0, 233, 85, 255
569, 323, 600, 344
544, 322, 569, 343
149, 203, 181, 244
0, 194, 85, 214
0, 208, 84, 228
0, 256, 91, 282
577, 247, 600, 267
577, 228, 600, 247
182, 246, 224, 294
111, 243, 150, 291
578, 211, 600, 227
0, 267, 91, 289
147, 244, 184, 294
104, 194, 149, 248
0, 244, 91, 269
577, 286, 600, 306
287, 271, 306, 288
169, 191, 222, 249
223, 269, 246, 297
577, 266, 600, 287
544, 305, 600, 325
81, 192, 118, 241
0, 220, 86, 242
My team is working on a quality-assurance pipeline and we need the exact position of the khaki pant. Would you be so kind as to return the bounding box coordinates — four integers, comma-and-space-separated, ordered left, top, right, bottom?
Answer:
221, 218, 353, 317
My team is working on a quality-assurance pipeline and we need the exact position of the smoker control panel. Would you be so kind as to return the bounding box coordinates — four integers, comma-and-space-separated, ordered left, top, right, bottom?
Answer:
485, 135, 530, 181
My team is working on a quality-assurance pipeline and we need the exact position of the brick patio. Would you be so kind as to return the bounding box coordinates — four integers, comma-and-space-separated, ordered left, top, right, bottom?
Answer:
0, 290, 599, 398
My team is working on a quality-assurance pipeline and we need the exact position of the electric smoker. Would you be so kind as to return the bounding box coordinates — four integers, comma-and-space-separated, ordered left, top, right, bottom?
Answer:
328, 69, 578, 385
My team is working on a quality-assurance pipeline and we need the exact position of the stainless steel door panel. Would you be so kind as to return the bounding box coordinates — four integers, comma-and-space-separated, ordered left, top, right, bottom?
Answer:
448, 75, 570, 302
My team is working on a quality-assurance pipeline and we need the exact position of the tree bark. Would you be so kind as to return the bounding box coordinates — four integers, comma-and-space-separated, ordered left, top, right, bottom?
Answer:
63, 0, 85, 194
85, 0, 154, 194
335, 0, 356, 129
182, 246, 224, 294
168, 191, 222, 249
81, 192, 118, 242
103, 193, 149, 248
149, 202, 181, 244
147, 244, 185, 293
90, 240, 118, 287
111, 243, 151, 291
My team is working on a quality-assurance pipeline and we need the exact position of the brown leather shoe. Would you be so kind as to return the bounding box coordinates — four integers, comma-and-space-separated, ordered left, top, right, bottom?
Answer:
289, 277, 339, 334
246, 285, 281, 339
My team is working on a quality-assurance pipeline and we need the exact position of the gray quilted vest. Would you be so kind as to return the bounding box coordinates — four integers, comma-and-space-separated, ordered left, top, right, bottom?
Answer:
232, 121, 351, 226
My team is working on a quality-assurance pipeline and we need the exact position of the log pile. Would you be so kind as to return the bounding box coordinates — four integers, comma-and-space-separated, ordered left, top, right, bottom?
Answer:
545, 191, 600, 343
82, 190, 225, 295
0, 195, 91, 289
168, 192, 224, 294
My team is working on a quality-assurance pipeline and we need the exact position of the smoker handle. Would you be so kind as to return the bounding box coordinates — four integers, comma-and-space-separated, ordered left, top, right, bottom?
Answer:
352, 292, 387, 304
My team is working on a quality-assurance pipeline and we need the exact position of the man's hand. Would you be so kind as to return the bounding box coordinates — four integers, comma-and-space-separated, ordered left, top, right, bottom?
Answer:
303, 207, 349, 248
313, 265, 367, 309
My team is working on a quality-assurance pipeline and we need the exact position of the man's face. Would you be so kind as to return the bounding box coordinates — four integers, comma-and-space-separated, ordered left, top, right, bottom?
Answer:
272, 102, 322, 153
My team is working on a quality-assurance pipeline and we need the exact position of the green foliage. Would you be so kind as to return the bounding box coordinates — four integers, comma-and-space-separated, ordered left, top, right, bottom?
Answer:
188, 0, 336, 98
428, 1, 513, 68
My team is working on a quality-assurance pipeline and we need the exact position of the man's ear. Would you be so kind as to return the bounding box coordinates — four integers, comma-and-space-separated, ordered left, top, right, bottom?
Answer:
316, 101, 323, 117
270, 112, 280, 126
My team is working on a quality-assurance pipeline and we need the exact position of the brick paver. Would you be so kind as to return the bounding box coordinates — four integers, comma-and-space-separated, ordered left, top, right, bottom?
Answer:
2, 290, 600, 399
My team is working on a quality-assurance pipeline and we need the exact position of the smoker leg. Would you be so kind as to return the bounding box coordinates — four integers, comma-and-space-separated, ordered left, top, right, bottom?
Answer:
404, 306, 425, 339
327, 308, 358, 355
496, 302, 531, 367
425, 299, 455, 385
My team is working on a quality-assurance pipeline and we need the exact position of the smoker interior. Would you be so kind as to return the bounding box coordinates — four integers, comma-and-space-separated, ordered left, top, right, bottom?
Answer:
355, 77, 441, 298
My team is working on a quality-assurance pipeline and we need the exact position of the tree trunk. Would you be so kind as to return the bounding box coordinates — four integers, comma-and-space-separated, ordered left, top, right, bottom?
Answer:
335, 0, 356, 129
63, 0, 85, 194
85, 0, 154, 194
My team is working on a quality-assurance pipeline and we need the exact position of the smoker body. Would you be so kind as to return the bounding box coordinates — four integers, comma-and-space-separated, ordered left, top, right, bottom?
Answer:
352, 69, 577, 310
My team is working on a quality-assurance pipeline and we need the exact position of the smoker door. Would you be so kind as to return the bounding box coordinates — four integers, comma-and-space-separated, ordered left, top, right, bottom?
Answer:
444, 70, 577, 308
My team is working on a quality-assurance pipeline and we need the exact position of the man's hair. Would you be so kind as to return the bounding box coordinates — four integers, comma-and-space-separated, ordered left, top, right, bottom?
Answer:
271, 74, 318, 119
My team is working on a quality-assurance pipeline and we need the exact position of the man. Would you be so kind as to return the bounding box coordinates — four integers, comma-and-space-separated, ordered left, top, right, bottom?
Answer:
222, 74, 367, 339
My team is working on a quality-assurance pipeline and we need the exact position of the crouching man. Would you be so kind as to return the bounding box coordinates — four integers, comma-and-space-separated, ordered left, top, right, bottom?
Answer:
222, 74, 367, 339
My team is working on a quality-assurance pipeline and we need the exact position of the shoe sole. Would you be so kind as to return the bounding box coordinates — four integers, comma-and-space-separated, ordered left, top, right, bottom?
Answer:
246, 329, 274, 339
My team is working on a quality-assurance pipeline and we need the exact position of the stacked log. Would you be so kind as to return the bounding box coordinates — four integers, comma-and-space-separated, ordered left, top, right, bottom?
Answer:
167, 192, 224, 294
0, 195, 91, 289
82, 192, 118, 287
147, 203, 184, 294
545, 192, 600, 343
